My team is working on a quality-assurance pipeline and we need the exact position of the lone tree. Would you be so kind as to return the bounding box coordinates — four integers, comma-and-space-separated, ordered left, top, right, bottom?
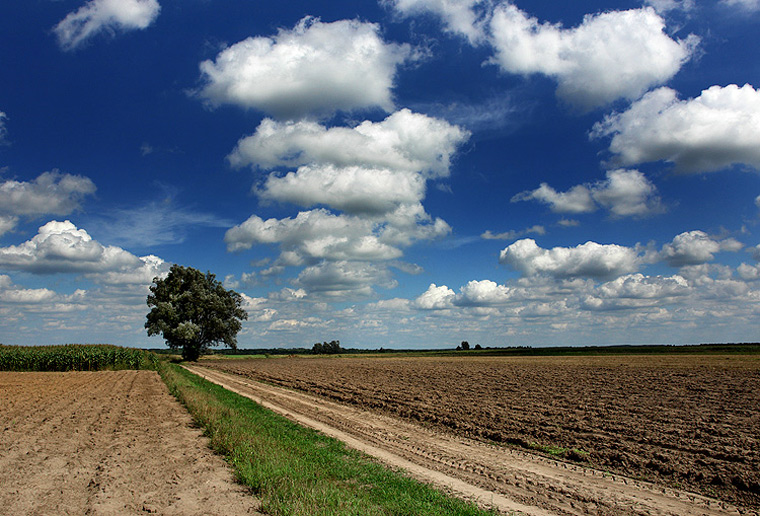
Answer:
145, 265, 248, 361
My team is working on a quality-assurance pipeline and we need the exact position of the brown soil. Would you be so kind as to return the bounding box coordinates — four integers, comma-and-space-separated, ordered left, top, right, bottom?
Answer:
0, 370, 262, 516
201, 354, 760, 513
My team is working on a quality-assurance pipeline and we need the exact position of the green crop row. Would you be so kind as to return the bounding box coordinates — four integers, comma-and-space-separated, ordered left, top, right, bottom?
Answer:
0, 344, 159, 372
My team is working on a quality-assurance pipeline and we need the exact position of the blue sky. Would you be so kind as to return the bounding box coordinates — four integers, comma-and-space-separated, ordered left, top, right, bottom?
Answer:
1, 0, 759, 349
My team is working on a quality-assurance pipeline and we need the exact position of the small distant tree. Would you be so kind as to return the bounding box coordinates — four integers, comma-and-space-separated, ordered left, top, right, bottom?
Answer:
145, 265, 248, 361
474, 343, 482, 350
312, 340, 342, 355
460, 341, 470, 351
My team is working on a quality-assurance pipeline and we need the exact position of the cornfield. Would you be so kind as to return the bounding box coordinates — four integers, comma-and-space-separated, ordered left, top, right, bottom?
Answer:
0, 344, 159, 372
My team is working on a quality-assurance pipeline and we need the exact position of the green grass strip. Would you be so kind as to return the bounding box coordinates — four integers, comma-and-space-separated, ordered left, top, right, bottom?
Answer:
159, 362, 495, 516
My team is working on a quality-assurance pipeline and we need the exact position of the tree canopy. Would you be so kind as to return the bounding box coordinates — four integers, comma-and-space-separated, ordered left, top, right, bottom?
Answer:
145, 265, 248, 361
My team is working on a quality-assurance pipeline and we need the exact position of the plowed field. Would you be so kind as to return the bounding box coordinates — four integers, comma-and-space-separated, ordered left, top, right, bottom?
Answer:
203, 354, 760, 510
0, 370, 262, 516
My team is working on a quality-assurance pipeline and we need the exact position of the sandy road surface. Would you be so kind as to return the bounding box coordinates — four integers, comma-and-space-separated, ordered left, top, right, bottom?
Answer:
188, 365, 750, 516
0, 370, 262, 516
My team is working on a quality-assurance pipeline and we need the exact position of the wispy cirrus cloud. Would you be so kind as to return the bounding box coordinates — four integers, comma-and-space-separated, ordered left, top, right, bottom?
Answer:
53, 0, 161, 51
92, 199, 233, 249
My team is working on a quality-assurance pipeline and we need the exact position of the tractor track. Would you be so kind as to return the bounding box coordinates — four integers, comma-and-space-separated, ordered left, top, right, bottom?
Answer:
187, 365, 747, 516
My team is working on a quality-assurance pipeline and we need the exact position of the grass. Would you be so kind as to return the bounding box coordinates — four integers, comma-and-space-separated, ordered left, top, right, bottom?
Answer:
158, 362, 496, 516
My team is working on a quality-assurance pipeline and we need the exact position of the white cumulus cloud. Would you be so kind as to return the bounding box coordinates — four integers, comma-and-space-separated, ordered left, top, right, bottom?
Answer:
198, 17, 414, 119
296, 261, 396, 298
512, 169, 662, 218
0, 220, 163, 279
0, 216, 17, 238
230, 110, 468, 179
454, 279, 514, 306
737, 263, 760, 281
224, 209, 402, 262
582, 273, 689, 311
414, 283, 455, 309
488, 6, 697, 110
262, 164, 426, 216
0, 171, 96, 217
592, 84, 760, 173
512, 183, 595, 214
232, 110, 469, 216
589, 169, 663, 217
53, 0, 160, 51
500, 238, 642, 279
91, 254, 169, 286
659, 230, 743, 267
0, 274, 87, 308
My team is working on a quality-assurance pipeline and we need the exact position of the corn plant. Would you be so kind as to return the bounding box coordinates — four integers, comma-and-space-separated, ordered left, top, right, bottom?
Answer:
0, 344, 158, 372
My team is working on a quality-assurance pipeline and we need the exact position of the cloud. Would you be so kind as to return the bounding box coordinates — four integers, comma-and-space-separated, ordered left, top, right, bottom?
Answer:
581, 273, 689, 310
454, 279, 514, 306
226, 206, 451, 266
230, 110, 468, 179
384, 0, 490, 43
488, 6, 698, 110
721, 0, 760, 11
295, 260, 396, 298
659, 230, 743, 267
225, 210, 401, 261
512, 183, 595, 214
263, 165, 427, 216
414, 283, 455, 309
737, 263, 760, 281
512, 169, 662, 218
225, 110, 464, 294
90, 254, 169, 286
0, 216, 17, 238
92, 199, 233, 248
644, 0, 695, 13
0, 171, 96, 217
0, 220, 162, 277
53, 0, 160, 51
411, 94, 524, 134
592, 84, 760, 173
481, 225, 545, 240
232, 110, 469, 216
0, 170, 95, 238
499, 238, 642, 279
752, 244, 760, 261
0, 274, 87, 307
0, 111, 7, 144
589, 169, 663, 217
198, 17, 414, 119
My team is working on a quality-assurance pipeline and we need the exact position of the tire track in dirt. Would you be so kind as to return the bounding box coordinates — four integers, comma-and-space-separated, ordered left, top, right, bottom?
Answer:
187, 365, 748, 516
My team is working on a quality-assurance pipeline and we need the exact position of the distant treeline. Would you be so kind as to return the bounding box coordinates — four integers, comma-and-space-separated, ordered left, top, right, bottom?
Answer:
205, 342, 760, 357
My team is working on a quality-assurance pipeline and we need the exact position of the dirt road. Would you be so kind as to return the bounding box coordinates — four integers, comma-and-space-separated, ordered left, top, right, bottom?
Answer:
0, 370, 262, 516
188, 364, 750, 516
